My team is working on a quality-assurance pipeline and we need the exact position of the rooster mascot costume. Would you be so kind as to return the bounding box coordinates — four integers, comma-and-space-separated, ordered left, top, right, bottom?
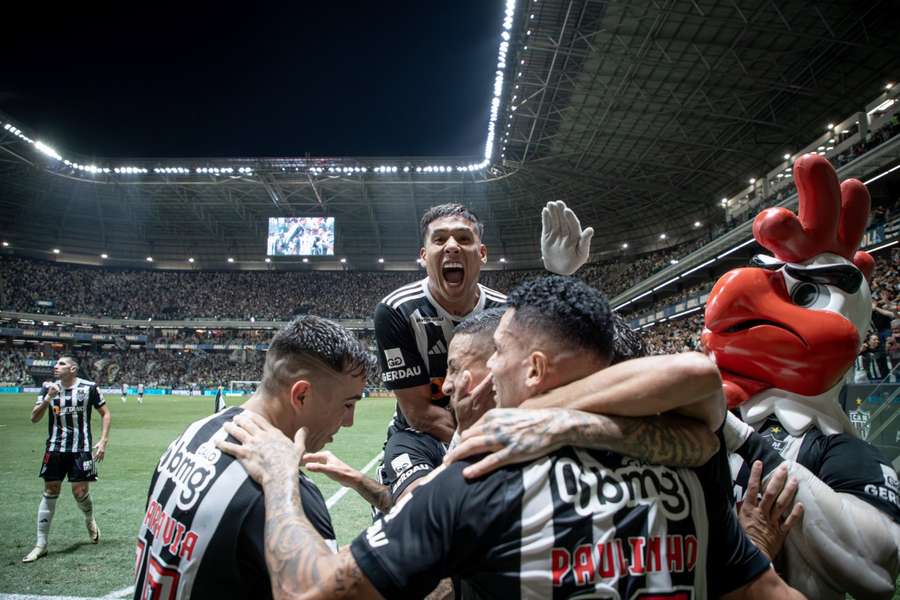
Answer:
703, 154, 900, 598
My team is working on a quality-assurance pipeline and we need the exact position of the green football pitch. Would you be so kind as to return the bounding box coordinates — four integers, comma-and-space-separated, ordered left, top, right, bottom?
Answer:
0, 393, 395, 598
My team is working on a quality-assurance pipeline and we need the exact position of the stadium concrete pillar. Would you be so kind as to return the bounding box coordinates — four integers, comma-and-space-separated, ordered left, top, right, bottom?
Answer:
856, 111, 868, 139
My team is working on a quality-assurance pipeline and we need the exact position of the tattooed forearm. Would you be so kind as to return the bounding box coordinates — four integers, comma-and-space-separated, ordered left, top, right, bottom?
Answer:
353, 476, 394, 514
424, 578, 455, 599
262, 479, 368, 600
559, 410, 719, 467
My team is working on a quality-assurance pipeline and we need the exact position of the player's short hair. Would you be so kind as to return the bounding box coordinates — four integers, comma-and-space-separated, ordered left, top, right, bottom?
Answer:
420, 203, 484, 244
262, 315, 377, 395
610, 313, 646, 364
454, 307, 505, 337
59, 356, 78, 371
506, 276, 614, 364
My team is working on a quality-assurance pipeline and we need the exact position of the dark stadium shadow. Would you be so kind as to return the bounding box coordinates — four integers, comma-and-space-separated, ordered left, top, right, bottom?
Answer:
54, 541, 95, 555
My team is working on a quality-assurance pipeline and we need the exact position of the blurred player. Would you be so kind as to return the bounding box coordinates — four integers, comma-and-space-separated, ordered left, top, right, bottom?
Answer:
121, 382, 127, 403
137, 382, 144, 405
214, 384, 227, 413
133, 316, 376, 599
23, 356, 111, 562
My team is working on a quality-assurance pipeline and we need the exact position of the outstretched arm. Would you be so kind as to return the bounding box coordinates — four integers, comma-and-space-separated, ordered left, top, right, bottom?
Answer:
303, 451, 393, 514
217, 416, 381, 600
520, 352, 725, 430
445, 407, 719, 479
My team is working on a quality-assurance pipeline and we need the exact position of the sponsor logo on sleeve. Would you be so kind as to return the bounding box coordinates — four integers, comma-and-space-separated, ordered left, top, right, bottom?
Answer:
390, 453, 412, 474
384, 347, 405, 369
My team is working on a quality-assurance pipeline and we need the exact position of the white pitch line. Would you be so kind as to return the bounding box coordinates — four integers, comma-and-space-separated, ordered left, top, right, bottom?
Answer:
0, 582, 135, 600
325, 451, 384, 509
101, 585, 134, 599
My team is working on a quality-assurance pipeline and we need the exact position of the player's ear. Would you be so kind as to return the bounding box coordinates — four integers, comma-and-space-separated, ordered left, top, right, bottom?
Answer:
418, 247, 426, 266
479, 244, 487, 264
526, 351, 547, 390
289, 380, 311, 409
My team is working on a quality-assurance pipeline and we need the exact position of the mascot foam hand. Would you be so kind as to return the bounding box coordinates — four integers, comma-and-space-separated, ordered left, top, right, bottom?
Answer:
779, 462, 900, 600
541, 201, 593, 275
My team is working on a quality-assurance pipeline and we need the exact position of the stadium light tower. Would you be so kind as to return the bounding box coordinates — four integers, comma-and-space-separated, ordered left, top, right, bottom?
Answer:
52, 248, 60, 254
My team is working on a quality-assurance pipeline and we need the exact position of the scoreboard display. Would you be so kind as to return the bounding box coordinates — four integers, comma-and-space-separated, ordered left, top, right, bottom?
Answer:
266, 217, 335, 256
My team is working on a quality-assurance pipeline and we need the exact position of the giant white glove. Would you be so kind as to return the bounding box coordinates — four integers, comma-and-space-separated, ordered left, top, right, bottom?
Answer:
541, 201, 594, 275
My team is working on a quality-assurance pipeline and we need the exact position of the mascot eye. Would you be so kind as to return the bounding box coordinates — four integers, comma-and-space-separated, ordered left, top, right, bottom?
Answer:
790, 282, 830, 309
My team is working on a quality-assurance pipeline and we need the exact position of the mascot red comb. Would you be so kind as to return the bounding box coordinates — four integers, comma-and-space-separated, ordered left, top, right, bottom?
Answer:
703, 154, 900, 599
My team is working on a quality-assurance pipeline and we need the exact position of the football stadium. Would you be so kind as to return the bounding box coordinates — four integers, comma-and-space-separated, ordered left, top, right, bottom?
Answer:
2, 1, 900, 599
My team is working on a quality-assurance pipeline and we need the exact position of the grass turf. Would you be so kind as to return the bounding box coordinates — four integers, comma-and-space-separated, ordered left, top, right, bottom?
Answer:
0, 393, 395, 597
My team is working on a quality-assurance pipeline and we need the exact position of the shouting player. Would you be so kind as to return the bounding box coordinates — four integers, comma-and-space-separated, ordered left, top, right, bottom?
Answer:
23, 356, 111, 562
132, 315, 376, 600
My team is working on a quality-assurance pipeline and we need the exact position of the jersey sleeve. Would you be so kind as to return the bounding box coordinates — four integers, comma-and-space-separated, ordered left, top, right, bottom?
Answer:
373, 301, 429, 390
350, 461, 510, 599
89, 385, 105, 408
381, 431, 446, 500
698, 431, 771, 595
805, 433, 900, 522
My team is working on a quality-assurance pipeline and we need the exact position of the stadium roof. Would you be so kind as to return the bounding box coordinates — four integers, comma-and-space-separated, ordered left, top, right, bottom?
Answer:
2, 0, 899, 270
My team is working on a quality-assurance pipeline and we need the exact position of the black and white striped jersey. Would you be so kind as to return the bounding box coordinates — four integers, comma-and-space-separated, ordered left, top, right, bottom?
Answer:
37, 378, 105, 453
374, 277, 505, 431
133, 407, 336, 600
352, 439, 769, 599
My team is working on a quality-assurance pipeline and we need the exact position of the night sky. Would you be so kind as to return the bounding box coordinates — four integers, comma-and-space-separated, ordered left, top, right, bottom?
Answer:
2, 2, 501, 158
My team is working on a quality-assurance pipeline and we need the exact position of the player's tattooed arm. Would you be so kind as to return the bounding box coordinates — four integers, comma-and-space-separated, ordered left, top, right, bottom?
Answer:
304, 451, 393, 514
217, 415, 382, 600
520, 352, 725, 430
424, 578, 454, 600
444, 408, 719, 478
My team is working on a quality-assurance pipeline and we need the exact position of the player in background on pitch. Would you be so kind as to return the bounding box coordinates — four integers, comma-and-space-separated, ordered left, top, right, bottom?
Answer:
121, 382, 128, 403
215, 385, 227, 413
137, 382, 144, 405
23, 356, 111, 563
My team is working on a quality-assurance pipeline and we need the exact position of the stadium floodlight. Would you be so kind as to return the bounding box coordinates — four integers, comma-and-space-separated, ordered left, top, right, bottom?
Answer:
1, 241, 8, 247
670, 259, 679, 265
264, 257, 271, 263
693, 221, 702, 228
188, 257, 195, 263
887, 83, 894, 90
227, 257, 235, 263
783, 153, 791, 160
659, 233, 667, 240
146, 256, 153, 262
52, 248, 60, 254
499, 257, 507, 263
621, 242, 628, 249
100, 253, 108, 259
378, 258, 385, 263
34, 141, 62, 161
749, 178, 756, 184
827, 123, 834, 129
302, 257, 309, 263
340, 258, 347, 264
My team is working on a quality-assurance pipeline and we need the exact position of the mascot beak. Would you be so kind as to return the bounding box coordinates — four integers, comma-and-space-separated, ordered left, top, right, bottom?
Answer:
702, 266, 859, 407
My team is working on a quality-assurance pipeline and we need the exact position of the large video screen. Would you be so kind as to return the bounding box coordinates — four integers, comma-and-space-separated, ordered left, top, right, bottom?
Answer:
267, 217, 335, 256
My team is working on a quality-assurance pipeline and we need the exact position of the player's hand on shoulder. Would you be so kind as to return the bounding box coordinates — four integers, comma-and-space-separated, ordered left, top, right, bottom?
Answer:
444, 408, 566, 480
218, 413, 306, 486
540, 200, 594, 276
